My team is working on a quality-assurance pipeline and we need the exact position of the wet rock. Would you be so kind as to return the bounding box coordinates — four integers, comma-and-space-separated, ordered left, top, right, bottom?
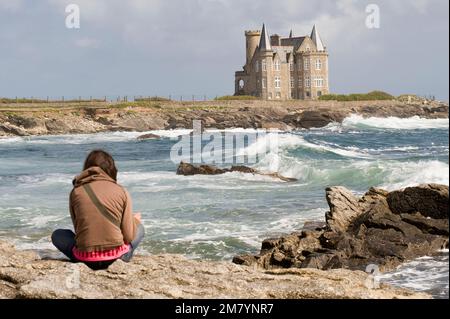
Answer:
177, 162, 227, 176
387, 184, 449, 219
298, 111, 345, 129
176, 162, 298, 182
234, 184, 449, 272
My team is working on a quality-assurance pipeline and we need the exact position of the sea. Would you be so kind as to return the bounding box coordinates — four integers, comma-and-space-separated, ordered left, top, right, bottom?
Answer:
0, 115, 448, 298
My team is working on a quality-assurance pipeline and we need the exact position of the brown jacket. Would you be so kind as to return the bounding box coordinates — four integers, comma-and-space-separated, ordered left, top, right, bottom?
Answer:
69, 167, 139, 252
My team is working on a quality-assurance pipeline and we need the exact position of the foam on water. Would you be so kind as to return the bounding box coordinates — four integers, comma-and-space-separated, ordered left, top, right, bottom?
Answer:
0, 117, 448, 296
342, 115, 449, 130
380, 250, 449, 299
239, 133, 372, 160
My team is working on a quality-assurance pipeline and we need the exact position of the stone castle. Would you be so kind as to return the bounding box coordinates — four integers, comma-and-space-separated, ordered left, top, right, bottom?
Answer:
235, 24, 329, 100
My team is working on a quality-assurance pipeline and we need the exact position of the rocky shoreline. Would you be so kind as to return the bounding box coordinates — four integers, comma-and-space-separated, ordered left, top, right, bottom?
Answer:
0, 241, 429, 299
1, 183, 448, 299
233, 184, 449, 273
0, 99, 448, 137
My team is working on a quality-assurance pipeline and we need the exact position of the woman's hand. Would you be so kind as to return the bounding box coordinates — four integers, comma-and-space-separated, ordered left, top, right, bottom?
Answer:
134, 213, 142, 223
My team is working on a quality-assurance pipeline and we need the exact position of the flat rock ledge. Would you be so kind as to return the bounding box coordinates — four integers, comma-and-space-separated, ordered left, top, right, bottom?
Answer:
0, 241, 427, 299
233, 184, 449, 272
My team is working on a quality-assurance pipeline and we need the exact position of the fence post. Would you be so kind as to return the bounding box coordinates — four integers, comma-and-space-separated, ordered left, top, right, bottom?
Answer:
192, 95, 195, 102
15, 96, 18, 103
180, 95, 183, 102
47, 96, 49, 102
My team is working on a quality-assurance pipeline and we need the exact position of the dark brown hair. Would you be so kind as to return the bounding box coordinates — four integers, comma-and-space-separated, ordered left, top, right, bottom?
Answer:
83, 150, 118, 181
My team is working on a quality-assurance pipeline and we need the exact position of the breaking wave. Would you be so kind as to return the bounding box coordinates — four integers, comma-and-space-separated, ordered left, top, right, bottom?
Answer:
341, 115, 449, 130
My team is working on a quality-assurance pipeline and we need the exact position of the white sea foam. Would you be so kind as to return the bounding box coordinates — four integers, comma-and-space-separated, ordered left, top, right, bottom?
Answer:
380, 160, 449, 190
238, 133, 371, 160
379, 251, 449, 298
342, 115, 449, 130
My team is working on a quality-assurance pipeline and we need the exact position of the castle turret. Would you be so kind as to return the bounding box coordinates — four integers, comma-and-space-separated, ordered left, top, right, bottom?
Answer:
311, 24, 325, 51
245, 30, 261, 66
258, 23, 272, 52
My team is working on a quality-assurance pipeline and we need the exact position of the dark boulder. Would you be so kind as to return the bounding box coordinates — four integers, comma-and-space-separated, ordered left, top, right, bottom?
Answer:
233, 184, 449, 272
387, 184, 449, 219
298, 111, 345, 129
176, 162, 298, 182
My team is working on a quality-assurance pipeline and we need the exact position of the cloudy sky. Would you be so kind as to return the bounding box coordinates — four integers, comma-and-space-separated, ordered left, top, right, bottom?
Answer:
0, 0, 448, 100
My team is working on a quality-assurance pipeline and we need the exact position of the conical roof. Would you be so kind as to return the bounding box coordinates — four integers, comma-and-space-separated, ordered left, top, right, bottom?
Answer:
259, 23, 272, 51
310, 24, 325, 51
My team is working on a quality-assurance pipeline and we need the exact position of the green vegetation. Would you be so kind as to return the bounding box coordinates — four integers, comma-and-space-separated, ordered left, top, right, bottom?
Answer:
319, 91, 395, 102
0, 97, 106, 104
1, 98, 47, 104
134, 96, 171, 102
214, 95, 258, 101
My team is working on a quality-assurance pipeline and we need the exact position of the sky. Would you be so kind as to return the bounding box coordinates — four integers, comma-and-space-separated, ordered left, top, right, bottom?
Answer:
0, 0, 448, 101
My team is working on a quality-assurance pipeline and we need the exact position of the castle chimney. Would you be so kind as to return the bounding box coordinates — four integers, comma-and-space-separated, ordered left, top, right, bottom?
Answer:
270, 34, 281, 47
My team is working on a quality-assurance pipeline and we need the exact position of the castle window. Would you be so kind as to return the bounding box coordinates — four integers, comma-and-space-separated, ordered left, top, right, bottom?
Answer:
315, 59, 322, 70
304, 59, 310, 71
314, 77, 324, 88
276, 92, 281, 99
255, 61, 259, 72
274, 60, 281, 71
298, 77, 303, 87
290, 77, 294, 88
262, 60, 267, 72
274, 76, 281, 89
305, 77, 311, 88
262, 78, 267, 89
289, 61, 294, 72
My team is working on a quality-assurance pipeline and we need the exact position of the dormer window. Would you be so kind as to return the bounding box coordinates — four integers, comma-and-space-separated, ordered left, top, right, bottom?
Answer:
255, 61, 259, 72
262, 60, 267, 72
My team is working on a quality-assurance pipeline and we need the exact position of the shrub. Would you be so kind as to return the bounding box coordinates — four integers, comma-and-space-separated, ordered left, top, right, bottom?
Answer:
134, 96, 171, 102
319, 91, 394, 101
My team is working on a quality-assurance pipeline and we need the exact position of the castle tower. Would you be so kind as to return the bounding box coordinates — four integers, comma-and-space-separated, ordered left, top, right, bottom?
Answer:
245, 30, 261, 66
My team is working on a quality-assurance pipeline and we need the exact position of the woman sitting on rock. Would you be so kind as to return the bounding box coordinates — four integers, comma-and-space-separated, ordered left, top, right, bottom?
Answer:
51, 150, 145, 270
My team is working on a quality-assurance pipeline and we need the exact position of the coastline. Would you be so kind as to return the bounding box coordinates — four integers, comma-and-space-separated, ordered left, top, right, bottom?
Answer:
1, 99, 448, 137
0, 240, 430, 299
0, 99, 448, 299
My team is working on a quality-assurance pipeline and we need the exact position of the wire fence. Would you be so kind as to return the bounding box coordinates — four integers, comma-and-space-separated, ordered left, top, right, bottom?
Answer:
0, 94, 225, 104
